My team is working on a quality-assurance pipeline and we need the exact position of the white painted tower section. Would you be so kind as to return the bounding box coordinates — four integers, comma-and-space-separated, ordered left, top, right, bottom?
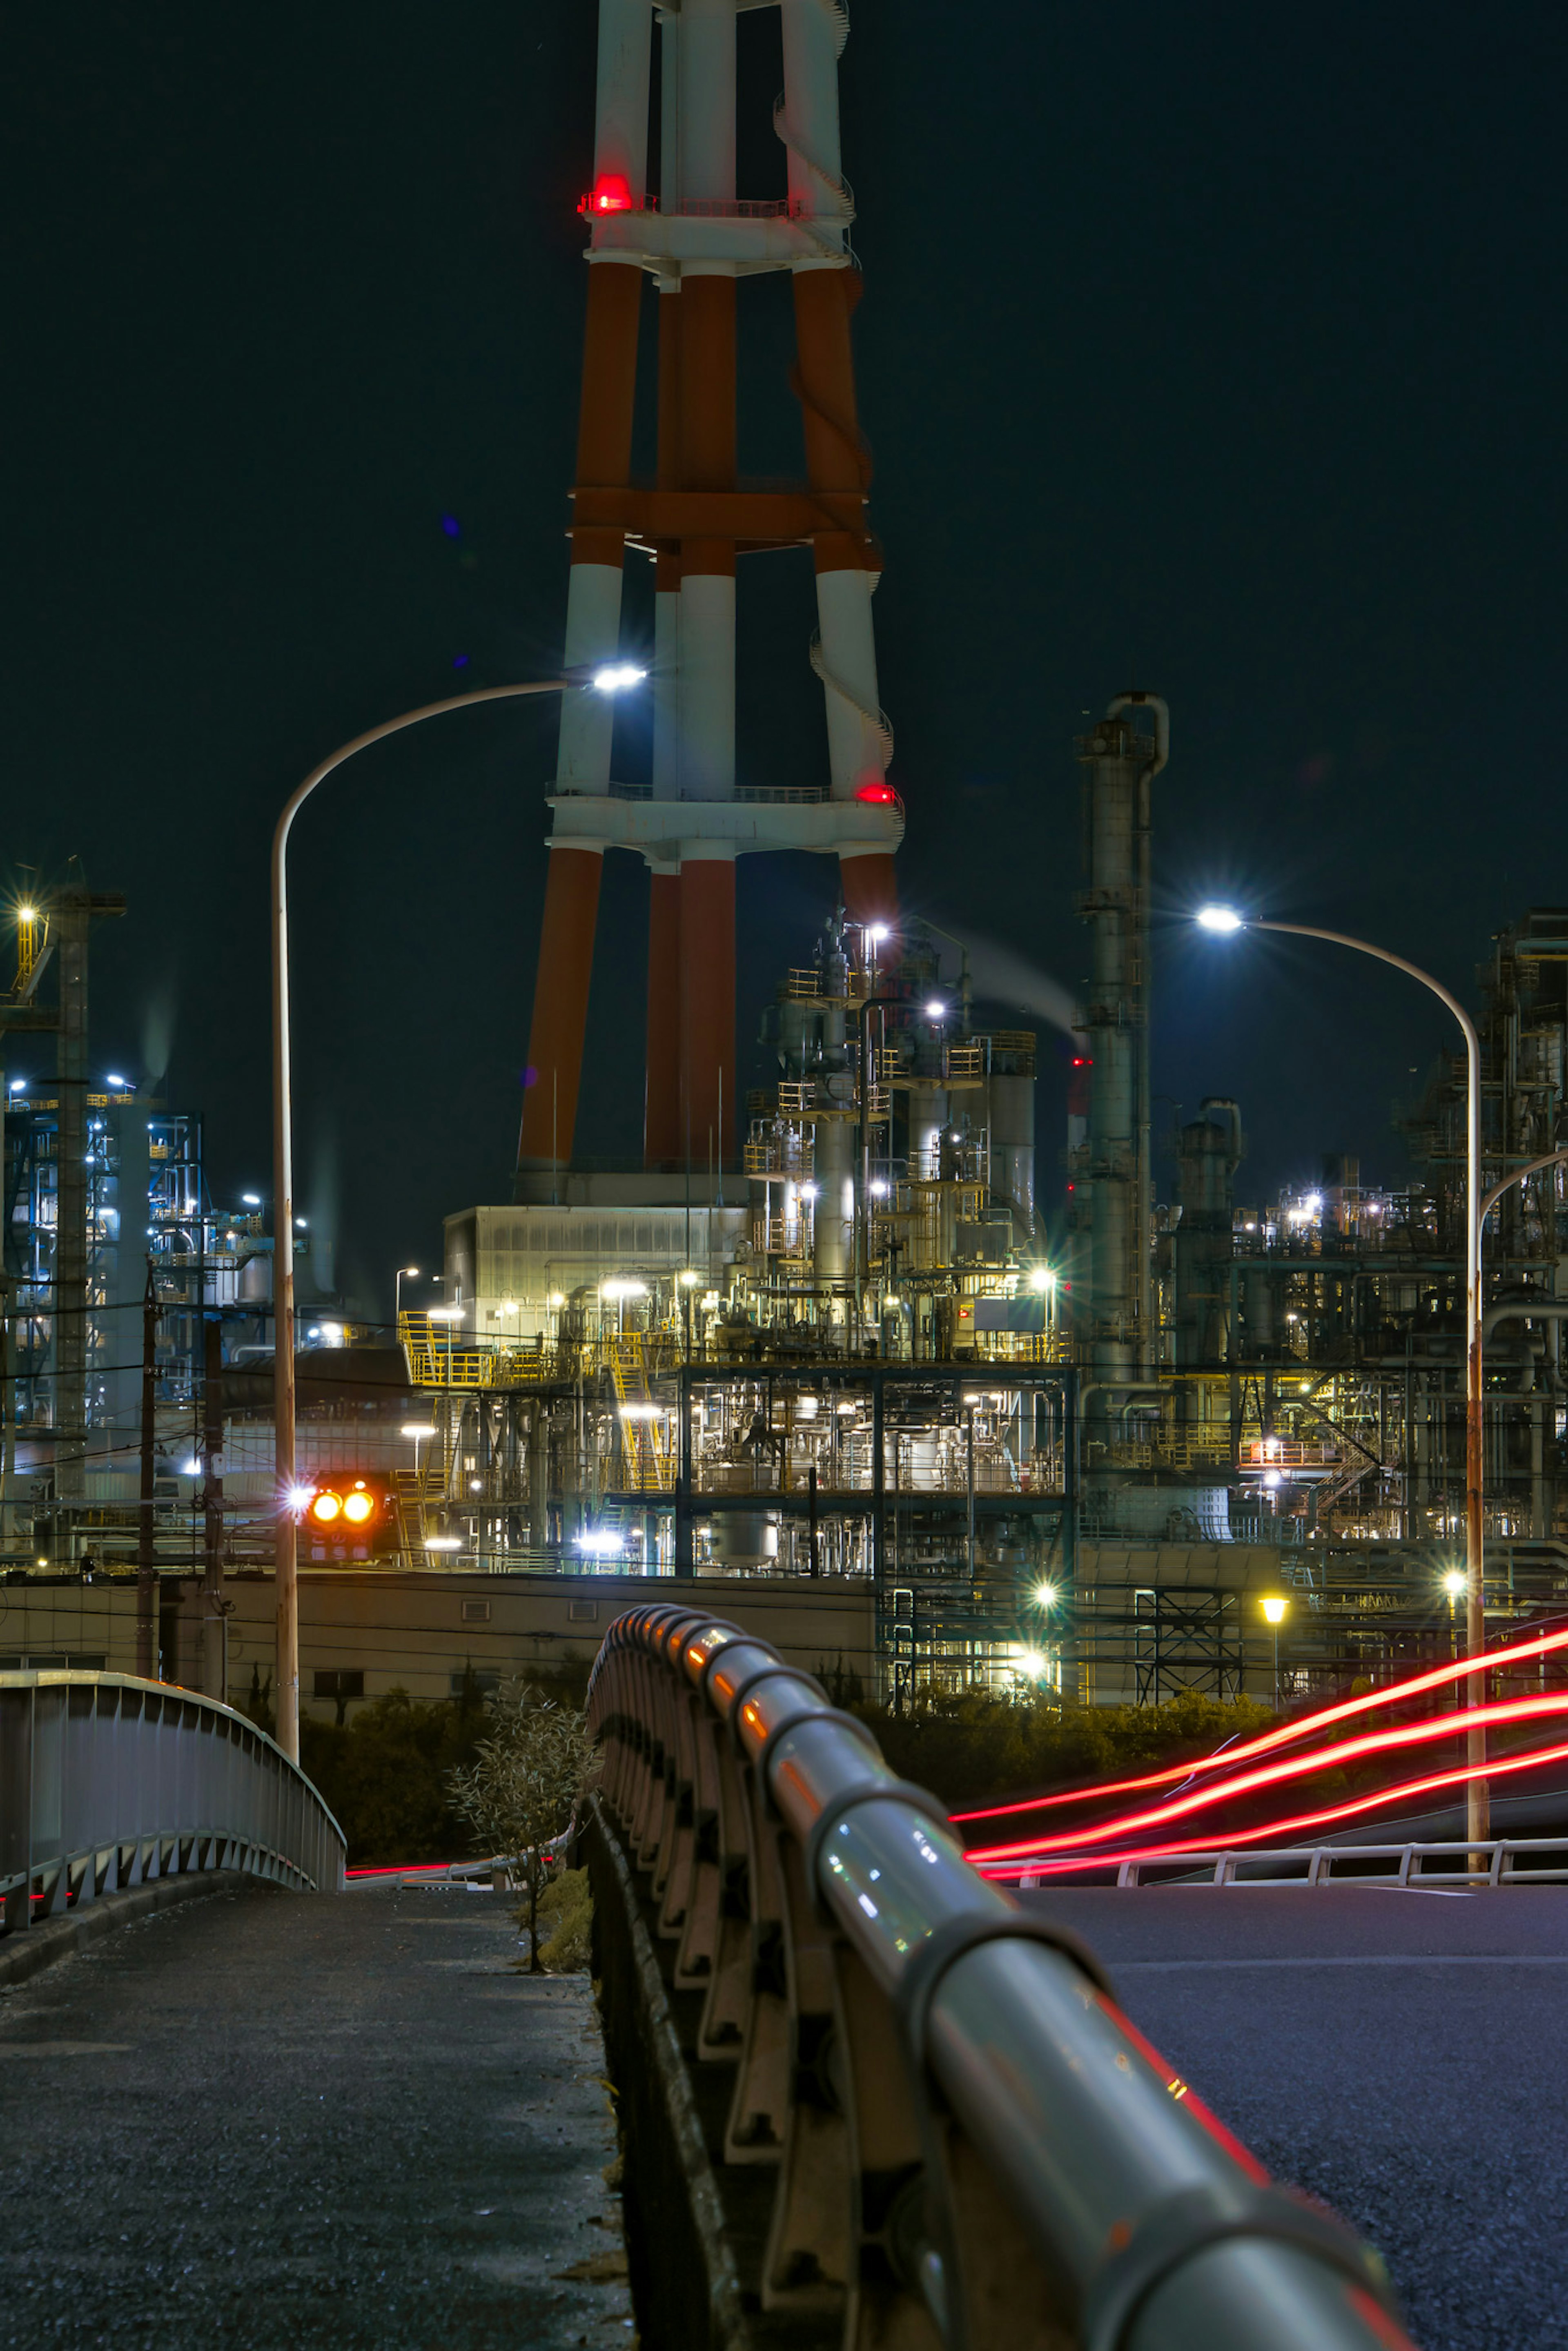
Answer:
592, 0, 651, 195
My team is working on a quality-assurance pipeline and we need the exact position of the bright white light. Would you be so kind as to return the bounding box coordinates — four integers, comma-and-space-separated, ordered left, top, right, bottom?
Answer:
401, 1424, 436, 1439
469, 1479, 483, 1492
241, 1192, 261, 1206
306, 1326, 321, 1341
1263, 1470, 1282, 1489
800, 1183, 820, 1199
577, 1531, 624, 1555
866, 924, 889, 943
592, 663, 647, 694
619, 1403, 659, 1420
427, 1306, 463, 1321
402, 1265, 420, 1277
1034, 1582, 1058, 1607
321, 1321, 344, 1346
1305, 1194, 1323, 1214
1027, 1266, 1056, 1292
870, 1180, 889, 1198
182, 1459, 201, 1477
796, 1397, 819, 1420
601, 1278, 648, 1301
1442, 1569, 1468, 1598
679, 1269, 701, 1286
925, 1001, 947, 1018
18, 905, 36, 922
295, 1217, 308, 1229
1017, 1649, 1046, 1679
1196, 905, 1245, 933
425, 1536, 462, 1552
7, 1079, 23, 1093
287, 1484, 316, 1513
1261, 1594, 1289, 1625
548, 1291, 566, 1308
105, 1073, 129, 1090
835, 1401, 857, 1415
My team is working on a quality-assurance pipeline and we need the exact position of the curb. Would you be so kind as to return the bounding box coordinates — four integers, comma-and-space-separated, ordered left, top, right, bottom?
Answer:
586, 1796, 749, 2351
0, 1870, 251, 1990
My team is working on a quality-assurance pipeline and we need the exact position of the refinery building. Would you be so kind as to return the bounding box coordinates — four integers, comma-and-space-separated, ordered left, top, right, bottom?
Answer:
5, 0, 1567, 1725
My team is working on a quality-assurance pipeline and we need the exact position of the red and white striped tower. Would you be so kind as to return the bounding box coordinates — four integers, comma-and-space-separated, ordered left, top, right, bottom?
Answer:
516, 0, 902, 1188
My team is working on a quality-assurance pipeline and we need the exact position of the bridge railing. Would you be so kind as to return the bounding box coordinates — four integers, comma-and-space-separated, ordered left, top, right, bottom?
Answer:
588, 1605, 1413, 2351
1, 1671, 346, 1932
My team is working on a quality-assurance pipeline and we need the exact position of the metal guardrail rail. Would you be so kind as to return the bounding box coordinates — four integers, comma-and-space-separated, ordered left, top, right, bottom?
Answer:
1, 1671, 346, 1932
1071, 1839, 1568, 1891
588, 1605, 1413, 2351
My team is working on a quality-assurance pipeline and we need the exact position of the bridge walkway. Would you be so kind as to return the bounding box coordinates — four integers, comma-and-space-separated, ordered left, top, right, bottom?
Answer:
1033, 1881, 1568, 2351
0, 1877, 631, 2349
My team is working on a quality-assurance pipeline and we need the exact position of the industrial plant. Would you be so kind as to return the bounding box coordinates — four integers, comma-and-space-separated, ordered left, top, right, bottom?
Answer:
5, 0, 1566, 1722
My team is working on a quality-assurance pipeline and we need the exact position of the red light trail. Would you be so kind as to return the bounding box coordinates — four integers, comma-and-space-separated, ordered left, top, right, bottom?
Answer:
975, 1736, 1568, 1881
964, 1688, 1568, 1867
951, 1619, 1568, 1827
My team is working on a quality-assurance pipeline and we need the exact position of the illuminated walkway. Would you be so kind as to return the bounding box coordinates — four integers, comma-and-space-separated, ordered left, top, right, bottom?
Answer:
1032, 1881, 1568, 2351
0, 1880, 630, 2349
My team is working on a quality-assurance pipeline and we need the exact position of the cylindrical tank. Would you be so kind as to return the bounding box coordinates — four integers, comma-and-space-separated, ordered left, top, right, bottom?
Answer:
1173, 1098, 1243, 1368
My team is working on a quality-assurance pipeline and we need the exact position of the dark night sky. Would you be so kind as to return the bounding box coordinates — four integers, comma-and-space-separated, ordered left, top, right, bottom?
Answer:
4, 3, 1565, 1313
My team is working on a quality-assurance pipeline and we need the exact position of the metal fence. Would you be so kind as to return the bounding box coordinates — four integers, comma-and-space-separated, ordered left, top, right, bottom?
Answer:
1076, 1838, 1568, 1891
1, 1671, 345, 1932
589, 1604, 1413, 2351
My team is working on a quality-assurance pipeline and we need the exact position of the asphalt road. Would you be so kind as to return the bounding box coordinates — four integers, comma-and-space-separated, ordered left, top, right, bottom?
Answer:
1027, 1883, 1568, 2351
0, 1879, 631, 2349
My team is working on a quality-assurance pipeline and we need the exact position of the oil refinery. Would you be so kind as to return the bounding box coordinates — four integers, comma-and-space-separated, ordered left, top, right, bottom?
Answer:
5, 0, 1568, 1728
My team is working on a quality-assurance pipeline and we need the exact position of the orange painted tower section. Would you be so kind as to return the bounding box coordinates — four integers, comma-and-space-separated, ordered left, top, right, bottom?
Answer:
516, 0, 902, 1188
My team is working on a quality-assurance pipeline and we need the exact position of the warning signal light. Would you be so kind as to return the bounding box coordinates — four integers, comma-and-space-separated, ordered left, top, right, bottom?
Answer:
578, 174, 635, 217
855, 782, 898, 804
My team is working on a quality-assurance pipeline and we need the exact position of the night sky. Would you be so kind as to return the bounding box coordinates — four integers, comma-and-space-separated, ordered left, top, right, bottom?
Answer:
5, 4, 1564, 1314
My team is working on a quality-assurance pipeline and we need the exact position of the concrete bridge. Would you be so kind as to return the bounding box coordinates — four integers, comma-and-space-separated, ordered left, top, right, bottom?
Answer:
3, 1649, 1561, 2348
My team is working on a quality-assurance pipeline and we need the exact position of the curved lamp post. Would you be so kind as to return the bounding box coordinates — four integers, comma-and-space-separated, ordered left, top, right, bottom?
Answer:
1197, 906, 1487, 1840
271, 669, 644, 1761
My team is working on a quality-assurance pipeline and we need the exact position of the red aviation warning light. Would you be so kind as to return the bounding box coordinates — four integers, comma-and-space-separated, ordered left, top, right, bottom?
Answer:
855, 781, 898, 804
578, 172, 635, 217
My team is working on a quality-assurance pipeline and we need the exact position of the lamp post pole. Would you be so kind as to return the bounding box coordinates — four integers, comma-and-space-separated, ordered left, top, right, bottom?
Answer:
271, 678, 584, 1763
395, 1265, 419, 1325
1205, 915, 1485, 1841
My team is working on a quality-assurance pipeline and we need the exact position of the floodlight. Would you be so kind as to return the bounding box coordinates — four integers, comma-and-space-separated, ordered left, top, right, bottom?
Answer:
1027, 1266, 1056, 1292
1196, 905, 1245, 933
592, 663, 647, 693
1442, 1569, 1468, 1598
925, 1001, 947, 1018
1260, 1594, 1289, 1626
1034, 1582, 1058, 1607
105, 1073, 130, 1090
401, 1424, 436, 1439
241, 1192, 262, 1206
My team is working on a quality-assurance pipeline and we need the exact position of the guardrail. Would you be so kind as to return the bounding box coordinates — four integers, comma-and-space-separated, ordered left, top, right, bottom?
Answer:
1052, 1839, 1568, 1891
588, 1605, 1412, 2351
1, 1671, 346, 1932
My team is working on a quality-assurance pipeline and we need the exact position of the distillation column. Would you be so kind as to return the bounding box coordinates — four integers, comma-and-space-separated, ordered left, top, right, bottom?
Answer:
1075, 694, 1167, 1419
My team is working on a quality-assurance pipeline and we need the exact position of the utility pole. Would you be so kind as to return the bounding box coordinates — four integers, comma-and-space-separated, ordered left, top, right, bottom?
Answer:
137, 1260, 160, 1680
201, 1315, 227, 1703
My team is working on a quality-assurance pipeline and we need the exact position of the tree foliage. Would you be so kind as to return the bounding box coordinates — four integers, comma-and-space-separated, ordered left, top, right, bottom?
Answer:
446, 1681, 599, 1971
844, 1683, 1277, 1816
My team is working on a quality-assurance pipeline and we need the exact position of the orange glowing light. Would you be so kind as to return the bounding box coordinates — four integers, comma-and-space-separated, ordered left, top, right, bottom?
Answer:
310, 1491, 343, 1524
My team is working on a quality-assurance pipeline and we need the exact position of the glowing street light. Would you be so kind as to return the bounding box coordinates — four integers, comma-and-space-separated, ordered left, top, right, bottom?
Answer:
1260, 1591, 1289, 1707
269, 669, 646, 1760
1199, 900, 1487, 1838
395, 1265, 421, 1320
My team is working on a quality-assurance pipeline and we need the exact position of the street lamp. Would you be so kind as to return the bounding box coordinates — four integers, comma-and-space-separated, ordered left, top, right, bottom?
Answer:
1260, 1591, 1289, 1708
1199, 904, 1486, 1838
395, 1266, 420, 1323
270, 670, 644, 1760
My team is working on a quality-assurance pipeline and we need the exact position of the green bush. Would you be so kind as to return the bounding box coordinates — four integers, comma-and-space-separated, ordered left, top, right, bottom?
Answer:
531, 1866, 593, 1972
848, 1685, 1278, 1817
299, 1684, 492, 1866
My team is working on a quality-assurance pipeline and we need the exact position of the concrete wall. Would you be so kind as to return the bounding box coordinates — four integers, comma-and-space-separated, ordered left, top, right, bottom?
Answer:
0, 1571, 878, 1717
